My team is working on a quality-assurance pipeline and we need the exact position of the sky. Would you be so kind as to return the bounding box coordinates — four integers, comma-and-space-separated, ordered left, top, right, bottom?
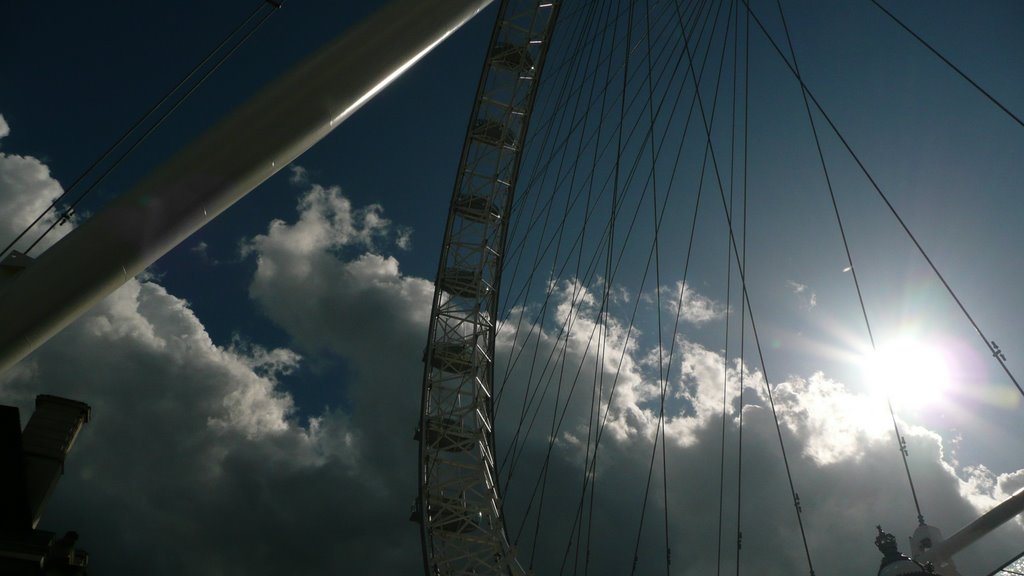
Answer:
1, 0, 1023, 575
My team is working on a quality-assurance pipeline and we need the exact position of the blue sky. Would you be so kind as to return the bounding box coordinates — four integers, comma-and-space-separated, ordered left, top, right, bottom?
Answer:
2, 0, 1023, 574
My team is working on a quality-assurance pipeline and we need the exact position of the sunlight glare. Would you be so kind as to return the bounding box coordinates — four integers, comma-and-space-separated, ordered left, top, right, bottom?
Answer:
862, 337, 951, 408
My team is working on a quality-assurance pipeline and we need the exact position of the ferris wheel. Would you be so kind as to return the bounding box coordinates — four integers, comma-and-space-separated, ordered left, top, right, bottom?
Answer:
416, 0, 1024, 575
0, 0, 1020, 573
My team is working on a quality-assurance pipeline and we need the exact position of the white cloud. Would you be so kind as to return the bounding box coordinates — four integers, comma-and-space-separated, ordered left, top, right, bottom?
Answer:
487, 275, 1021, 573
0, 126, 422, 574
660, 281, 727, 324
239, 178, 1022, 576
494, 315, 1023, 574
396, 225, 413, 250
787, 280, 817, 310
0, 272, 429, 573
242, 183, 390, 259
189, 240, 220, 265
1, 132, 1020, 576
288, 164, 308, 185
0, 115, 75, 255
243, 183, 434, 358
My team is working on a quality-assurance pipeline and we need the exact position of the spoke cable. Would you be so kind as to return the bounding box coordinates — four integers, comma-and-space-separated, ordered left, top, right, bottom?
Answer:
716, 1, 741, 572
676, 0, 818, 572
869, 0, 1024, 130
2, 1, 280, 260
503, 0, 726, 563
741, 0, 1024, 401
632, 0, 738, 572
735, 4, 750, 574
772, 0, 927, 526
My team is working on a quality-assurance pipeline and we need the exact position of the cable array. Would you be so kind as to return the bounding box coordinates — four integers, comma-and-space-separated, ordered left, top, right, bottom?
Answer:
1, 0, 282, 261
425, 0, 1024, 573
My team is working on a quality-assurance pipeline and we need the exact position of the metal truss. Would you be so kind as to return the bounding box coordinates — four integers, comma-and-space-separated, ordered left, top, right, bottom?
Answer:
417, 0, 561, 574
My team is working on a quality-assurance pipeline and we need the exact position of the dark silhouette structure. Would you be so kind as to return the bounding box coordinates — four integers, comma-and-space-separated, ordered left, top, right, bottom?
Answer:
876, 526, 936, 576
0, 395, 90, 575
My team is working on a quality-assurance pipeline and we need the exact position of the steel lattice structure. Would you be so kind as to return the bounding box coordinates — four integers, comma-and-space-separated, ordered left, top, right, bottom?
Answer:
417, 0, 560, 574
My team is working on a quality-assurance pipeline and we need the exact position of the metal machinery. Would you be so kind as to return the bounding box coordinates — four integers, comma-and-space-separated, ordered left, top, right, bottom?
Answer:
416, 1, 559, 573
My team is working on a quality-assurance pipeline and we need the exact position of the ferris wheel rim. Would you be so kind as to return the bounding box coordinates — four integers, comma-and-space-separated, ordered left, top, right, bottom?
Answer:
417, 1, 562, 574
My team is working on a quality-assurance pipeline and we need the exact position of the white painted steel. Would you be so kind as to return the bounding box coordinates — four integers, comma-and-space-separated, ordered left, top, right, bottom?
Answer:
0, 0, 493, 375
920, 489, 1024, 568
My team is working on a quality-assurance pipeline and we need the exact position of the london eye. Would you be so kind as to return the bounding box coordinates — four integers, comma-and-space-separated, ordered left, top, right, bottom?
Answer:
1, 1, 1022, 575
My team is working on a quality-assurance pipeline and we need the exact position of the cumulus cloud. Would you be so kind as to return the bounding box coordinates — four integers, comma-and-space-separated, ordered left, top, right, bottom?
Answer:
1, 128, 1020, 576
237, 175, 1024, 576
243, 183, 392, 259
483, 274, 1022, 575
0, 274, 428, 573
0, 114, 76, 255
242, 183, 433, 359
1, 123, 423, 575
658, 281, 727, 324
493, 293, 1023, 575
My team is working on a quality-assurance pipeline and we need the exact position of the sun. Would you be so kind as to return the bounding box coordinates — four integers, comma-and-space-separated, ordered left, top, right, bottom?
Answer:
862, 336, 951, 409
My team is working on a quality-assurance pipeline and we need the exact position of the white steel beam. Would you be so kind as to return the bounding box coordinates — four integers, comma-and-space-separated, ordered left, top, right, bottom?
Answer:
921, 489, 1024, 566
0, 0, 493, 374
